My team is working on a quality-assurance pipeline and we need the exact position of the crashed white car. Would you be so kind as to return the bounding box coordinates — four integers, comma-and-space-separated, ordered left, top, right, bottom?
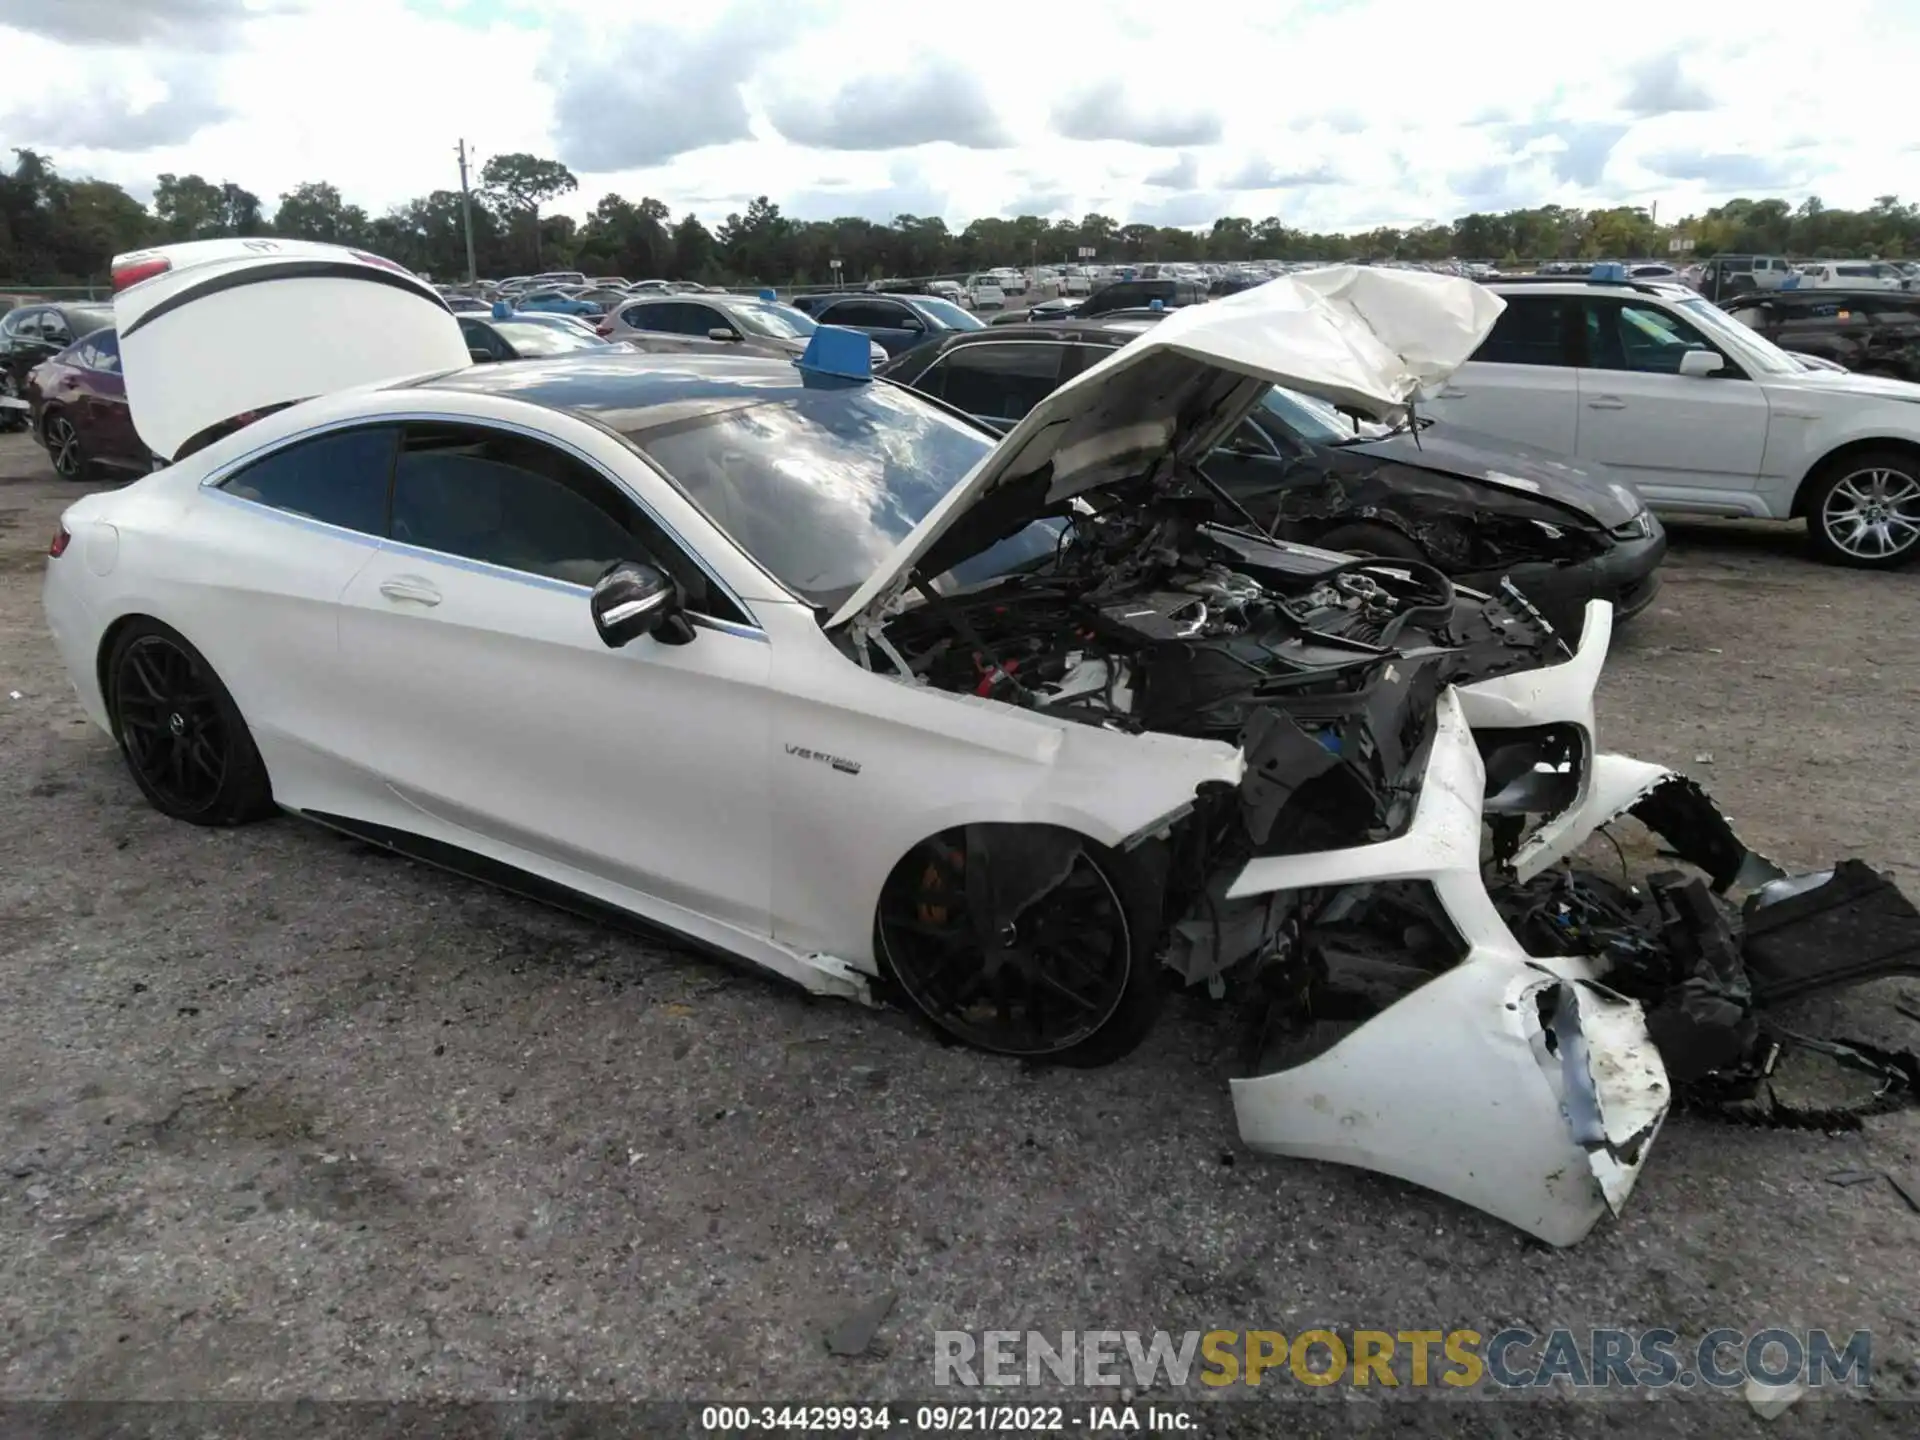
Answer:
44, 240, 1918, 1247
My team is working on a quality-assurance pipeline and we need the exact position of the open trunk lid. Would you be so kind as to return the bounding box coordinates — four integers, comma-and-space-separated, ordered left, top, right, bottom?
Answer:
827, 265, 1506, 631
110, 238, 471, 462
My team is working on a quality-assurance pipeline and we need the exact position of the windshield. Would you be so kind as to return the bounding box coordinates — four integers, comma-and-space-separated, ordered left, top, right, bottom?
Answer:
1672, 296, 1802, 375
495, 321, 608, 356
630, 382, 1060, 609
917, 298, 984, 330
730, 301, 817, 341
1259, 385, 1363, 445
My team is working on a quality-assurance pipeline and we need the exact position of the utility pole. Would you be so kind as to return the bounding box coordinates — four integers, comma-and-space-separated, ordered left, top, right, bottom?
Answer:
455, 138, 478, 284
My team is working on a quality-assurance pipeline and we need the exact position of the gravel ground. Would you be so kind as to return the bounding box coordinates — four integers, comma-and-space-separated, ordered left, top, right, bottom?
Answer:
2, 428, 1919, 1435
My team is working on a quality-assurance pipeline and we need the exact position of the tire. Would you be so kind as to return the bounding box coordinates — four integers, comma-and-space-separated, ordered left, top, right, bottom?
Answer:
41, 409, 92, 481
105, 620, 276, 826
1315, 520, 1430, 563
1802, 450, 1920, 569
875, 825, 1163, 1068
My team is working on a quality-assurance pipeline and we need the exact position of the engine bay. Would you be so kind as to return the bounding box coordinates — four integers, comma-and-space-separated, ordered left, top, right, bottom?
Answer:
873, 499, 1562, 854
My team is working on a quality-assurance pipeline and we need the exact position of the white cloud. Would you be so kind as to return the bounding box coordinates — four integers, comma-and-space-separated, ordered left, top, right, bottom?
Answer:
0, 0, 1915, 232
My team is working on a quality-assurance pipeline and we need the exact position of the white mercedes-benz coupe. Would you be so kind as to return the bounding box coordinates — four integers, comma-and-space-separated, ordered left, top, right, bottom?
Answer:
43, 240, 1914, 1246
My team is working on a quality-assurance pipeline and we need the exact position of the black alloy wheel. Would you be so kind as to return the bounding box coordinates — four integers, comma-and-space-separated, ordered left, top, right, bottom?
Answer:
108, 622, 275, 825
44, 412, 86, 479
876, 826, 1161, 1066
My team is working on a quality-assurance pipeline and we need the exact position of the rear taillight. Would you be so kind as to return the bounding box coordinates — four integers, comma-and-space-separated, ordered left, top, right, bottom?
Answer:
112, 254, 172, 292
49, 526, 71, 558
594, 317, 615, 335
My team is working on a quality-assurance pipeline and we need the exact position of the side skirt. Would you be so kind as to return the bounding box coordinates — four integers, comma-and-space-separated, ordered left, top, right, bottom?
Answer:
298, 807, 872, 1004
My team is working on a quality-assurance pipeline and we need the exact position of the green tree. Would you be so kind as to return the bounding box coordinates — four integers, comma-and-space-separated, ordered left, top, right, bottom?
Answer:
272, 181, 369, 244
479, 153, 577, 268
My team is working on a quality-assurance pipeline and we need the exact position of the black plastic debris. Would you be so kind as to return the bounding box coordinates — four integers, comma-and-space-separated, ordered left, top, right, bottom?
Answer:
1741, 860, 1920, 1004
825, 1291, 897, 1358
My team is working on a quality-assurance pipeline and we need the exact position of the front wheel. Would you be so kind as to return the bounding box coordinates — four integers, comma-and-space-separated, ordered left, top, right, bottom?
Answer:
1804, 452, 1920, 568
106, 621, 277, 825
875, 826, 1162, 1067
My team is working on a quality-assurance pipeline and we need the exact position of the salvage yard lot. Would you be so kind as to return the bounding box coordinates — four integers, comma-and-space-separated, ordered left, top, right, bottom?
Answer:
2, 429, 1918, 1426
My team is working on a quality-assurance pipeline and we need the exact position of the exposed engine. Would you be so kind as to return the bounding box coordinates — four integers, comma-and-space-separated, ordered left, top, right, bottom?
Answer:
878, 500, 1560, 857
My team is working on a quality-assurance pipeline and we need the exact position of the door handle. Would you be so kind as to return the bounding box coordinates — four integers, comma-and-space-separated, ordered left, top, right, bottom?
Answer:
1437, 386, 1467, 399
1586, 397, 1628, 410
378, 575, 442, 606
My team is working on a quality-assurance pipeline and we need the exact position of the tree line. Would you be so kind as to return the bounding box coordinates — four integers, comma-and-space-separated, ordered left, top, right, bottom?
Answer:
4, 147, 1919, 289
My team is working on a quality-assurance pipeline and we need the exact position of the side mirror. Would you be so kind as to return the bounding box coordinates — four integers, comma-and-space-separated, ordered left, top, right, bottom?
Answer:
1678, 349, 1726, 378
468, 347, 496, 364
707, 326, 740, 342
590, 561, 695, 648
900, 318, 926, 332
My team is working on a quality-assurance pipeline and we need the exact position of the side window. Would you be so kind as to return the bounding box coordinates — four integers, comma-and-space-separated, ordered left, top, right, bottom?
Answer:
620, 303, 675, 333
1471, 297, 1569, 366
1582, 301, 1721, 375
681, 304, 728, 335
458, 318, 502, 359
819, 300, 902, 328
84, 331, 121, 373
219, 426, 399, 536
43, 315, 72, 346
923, 343, 1065, 420
390, 422, 747, 622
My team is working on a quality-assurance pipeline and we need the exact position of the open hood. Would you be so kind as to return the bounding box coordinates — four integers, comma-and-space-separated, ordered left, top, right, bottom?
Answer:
828, 265, 1506, 630
111, 238, 470, 462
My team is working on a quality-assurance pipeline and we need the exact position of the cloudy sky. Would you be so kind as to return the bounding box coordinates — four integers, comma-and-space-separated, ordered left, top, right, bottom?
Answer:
2, 0, 1916, 232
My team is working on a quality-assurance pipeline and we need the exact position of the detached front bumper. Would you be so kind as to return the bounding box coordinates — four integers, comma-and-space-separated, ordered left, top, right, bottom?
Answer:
1225, 688, 1670, 1247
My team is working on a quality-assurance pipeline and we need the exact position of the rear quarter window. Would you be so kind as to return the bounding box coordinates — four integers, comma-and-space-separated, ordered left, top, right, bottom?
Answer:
218, 426, 399, 537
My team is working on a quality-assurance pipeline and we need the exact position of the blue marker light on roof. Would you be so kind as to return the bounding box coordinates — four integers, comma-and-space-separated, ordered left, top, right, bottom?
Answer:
759, 288, 777, 301
795, 325, 873, 381
491, 299, 513, 319
1150, 298, 1165, 310
1588, 262, 1629, 283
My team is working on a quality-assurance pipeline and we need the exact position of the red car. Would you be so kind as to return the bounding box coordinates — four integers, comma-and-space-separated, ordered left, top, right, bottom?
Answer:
26, 327, 152, 480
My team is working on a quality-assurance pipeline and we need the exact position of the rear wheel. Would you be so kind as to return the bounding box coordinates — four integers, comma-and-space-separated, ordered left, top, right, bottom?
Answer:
106, 621, 276, 825
876, 826, 1162, 1067
1315, 520, 1430, 563
1803, 451, 1920, 569
43, 411, 91, 480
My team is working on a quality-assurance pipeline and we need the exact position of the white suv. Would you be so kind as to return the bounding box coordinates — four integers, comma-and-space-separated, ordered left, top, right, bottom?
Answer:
1424, 276, 1920, 568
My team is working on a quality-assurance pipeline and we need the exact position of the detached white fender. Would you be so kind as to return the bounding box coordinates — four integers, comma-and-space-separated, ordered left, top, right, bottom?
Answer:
1225, 687, 1670, 1246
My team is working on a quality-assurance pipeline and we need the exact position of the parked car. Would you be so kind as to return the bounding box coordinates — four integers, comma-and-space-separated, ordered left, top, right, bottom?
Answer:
1720, 289, 1920, 382
601, 293, 887, 368
516, 289, 604, 317
1425, 271, 1920, 567
787, 292, 984, 356
25, 327, 151, 479
880, 320, 1666, 634
1078, 278, 1209, 318
1691, 254, 1796, 301
458, 312, 620, 362
55, 238, 1912, 1249
1793, 260, 1914, 292
963, 274, 1007, 310
0, 301, 114, 432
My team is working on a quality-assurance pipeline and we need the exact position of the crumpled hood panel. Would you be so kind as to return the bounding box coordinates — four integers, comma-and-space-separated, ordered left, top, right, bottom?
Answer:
828, 265, 1507, 631
1332, 425, 1642, 529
